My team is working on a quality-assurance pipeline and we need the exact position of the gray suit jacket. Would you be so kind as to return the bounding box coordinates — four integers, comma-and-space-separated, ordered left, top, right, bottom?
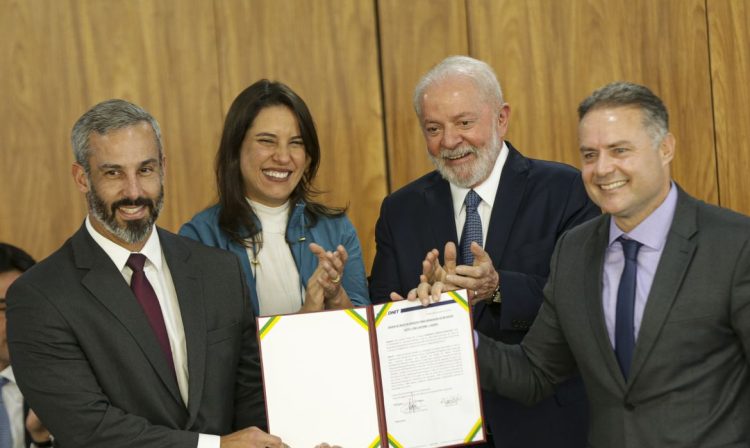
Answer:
477, 186, 750, 447
7, 225, 266, 447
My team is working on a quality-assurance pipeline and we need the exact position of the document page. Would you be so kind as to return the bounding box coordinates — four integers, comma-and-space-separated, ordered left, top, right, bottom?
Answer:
257, 308, 381, 447
374, 290, 484, 447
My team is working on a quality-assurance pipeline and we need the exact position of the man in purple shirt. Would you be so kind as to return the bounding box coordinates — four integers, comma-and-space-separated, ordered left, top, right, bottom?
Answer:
417, 82, 750, 447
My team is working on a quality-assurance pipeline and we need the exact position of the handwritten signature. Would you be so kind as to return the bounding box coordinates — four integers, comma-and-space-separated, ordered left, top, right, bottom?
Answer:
399, 394, 425, 414
440, 394, 462, 407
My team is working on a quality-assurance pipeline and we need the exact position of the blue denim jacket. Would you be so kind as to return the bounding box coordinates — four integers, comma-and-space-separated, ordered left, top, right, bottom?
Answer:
179, 202, 370, 315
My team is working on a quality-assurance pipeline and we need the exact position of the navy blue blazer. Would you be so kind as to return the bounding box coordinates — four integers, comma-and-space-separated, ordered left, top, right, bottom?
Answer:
369, 142, 599, 447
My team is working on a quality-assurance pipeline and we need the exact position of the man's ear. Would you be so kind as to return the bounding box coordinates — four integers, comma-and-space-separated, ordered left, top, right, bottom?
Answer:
72, 163, 90, 193
496, 103, 511, 139
659, 132, 675, 166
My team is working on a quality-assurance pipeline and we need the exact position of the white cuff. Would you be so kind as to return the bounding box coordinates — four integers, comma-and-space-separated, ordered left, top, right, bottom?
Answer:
198, 433, 221, 448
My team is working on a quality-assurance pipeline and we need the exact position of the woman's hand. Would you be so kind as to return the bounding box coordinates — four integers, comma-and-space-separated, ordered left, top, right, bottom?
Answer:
306, 243, 354, 309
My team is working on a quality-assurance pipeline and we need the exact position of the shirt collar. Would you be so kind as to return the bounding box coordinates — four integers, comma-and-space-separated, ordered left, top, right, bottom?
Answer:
608, 181, 678, 250
85, 216, 164, 271
450, 141, 509, 218
1, 365, 15, 383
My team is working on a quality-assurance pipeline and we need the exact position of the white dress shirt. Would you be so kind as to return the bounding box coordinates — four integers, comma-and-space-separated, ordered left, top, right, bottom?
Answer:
450, 141, 509, 245
85, 218, 219, 448
1, 366, 25, 448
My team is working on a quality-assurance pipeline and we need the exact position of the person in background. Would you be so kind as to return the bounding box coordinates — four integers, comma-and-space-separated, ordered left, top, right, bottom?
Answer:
7, 99, 280, 447
0, 243, 52, 447
180, 79, 369, 316
369, 55, 598, 447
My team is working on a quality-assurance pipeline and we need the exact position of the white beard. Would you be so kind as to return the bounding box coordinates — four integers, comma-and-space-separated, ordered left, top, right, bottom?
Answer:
429, 131, 501, 188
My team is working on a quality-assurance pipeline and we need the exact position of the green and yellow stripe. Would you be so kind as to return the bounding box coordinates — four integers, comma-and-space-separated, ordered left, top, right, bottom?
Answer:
345, 309, 369, 331
258, 316, 281, 340
448, 290, 469, 312
387, 433, 404, 448
367, 435, 381, 448
463, 417, 483, 442
374, 302, 392, 327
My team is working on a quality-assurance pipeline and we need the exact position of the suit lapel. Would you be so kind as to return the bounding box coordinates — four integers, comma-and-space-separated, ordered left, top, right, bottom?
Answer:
423, 144, 530, 261
628, 190, 697, 387
160, 230, 207, 426
583, 217, 628, 387
423, 174, 458, 250
472, 145, 528, 322
484, 144, 528, 264
73, 226, 184, 407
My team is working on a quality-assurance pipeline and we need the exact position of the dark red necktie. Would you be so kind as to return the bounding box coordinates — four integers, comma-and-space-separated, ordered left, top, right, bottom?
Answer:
126, 253, 175, 375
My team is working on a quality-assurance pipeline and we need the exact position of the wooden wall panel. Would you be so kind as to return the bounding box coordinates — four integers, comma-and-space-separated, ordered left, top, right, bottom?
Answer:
708, 0, 750, 215
0, 0, 222, 260
2, 0, 748, 271
467, 0, 718, 205
0, 0, 86, 259
213, 0, 387, 271
378, 0, 469, 191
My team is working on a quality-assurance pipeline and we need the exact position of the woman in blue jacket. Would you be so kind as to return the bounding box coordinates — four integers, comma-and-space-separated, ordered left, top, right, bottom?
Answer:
180, 79, 369, 316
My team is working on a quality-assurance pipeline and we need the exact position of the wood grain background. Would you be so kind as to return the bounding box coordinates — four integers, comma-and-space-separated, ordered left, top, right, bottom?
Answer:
1, 0, 747, 273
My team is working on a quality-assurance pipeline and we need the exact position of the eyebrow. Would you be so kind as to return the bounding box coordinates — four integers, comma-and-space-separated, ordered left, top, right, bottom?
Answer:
579, 140, 634, 152
453, 112, 476, 120
423, 111, 478, 125
96, 159, 159, 170
254, 132, 303, 140
605, 140, 632, 148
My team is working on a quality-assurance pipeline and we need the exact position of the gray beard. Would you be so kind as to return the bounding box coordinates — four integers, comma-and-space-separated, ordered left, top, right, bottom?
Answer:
429, 136, 501, 188
87, 180, 164, 245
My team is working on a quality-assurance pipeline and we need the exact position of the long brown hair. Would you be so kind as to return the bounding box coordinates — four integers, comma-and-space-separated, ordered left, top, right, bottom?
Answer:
215, 79, 345, 247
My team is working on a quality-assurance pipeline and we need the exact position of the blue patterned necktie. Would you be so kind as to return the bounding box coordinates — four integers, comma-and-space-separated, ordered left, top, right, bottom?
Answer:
615, 237, 643, 379
0, 377, 12, 448
460, 190, 483, 265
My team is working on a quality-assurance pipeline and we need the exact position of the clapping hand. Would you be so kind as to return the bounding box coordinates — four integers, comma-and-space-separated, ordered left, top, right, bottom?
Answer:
391, 241, 499, 306
302, 243, 353, 312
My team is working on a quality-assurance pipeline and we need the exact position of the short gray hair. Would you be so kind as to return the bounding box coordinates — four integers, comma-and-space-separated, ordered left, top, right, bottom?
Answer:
71, 99, 163, 172
413, 55, 504, 118
577, 81, 669, 144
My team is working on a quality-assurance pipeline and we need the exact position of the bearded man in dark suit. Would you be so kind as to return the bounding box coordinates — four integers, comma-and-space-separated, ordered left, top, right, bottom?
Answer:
7, 99, 283, 448
369, 55, 599, 448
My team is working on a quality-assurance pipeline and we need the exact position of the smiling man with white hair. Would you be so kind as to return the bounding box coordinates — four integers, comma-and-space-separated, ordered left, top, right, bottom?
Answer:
369, 55, 599, 448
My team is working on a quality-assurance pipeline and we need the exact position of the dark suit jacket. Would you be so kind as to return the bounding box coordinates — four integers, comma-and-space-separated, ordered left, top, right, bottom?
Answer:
478, 187, 750, 447
7, 225, 266, 447
370, 143, 600, 447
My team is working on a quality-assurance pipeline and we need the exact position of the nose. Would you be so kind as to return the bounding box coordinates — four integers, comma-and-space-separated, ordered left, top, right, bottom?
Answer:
123, 175, 143, 199
593, 152, 615, 177
272, 144, 292, 163
441, 126, 463, 150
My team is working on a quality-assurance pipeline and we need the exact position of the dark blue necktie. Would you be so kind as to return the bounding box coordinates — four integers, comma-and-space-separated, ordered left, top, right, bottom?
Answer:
0, 377, 11, 448
460, 190, 483, 265
615, 237, 643, 379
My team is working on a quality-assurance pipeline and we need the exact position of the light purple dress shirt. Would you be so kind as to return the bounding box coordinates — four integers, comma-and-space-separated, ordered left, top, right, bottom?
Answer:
602, 183, 678, 348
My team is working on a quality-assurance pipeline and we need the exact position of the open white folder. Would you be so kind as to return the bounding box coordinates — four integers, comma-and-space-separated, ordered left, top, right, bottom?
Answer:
257, 290, 485, 448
